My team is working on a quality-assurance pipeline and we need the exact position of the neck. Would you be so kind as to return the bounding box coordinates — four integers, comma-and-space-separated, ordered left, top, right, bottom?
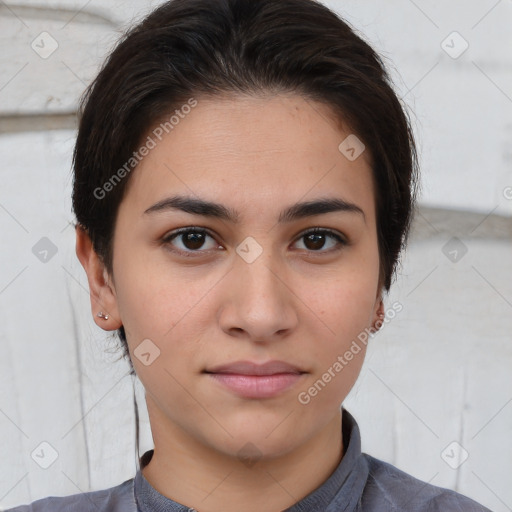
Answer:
141, 402, 344, 512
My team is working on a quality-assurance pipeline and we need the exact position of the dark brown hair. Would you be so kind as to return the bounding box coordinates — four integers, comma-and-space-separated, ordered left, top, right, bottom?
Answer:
73, 0, 418, 398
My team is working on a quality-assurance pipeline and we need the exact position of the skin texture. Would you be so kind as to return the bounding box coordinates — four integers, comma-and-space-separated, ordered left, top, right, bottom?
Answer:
76, 94, 384, 512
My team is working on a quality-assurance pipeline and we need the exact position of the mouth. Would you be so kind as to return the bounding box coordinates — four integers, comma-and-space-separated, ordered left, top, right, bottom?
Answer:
203, 360, 307, 399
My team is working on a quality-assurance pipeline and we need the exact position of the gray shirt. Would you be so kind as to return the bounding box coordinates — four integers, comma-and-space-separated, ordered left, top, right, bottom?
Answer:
4, 408, 493, 511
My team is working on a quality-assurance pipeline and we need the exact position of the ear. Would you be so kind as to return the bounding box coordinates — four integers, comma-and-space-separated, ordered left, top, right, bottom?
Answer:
371, 291, 385, 332
75, 224, 122, 331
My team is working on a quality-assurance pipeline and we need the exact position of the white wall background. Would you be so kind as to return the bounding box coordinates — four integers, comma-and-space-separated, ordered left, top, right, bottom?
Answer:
0, 1, 511, 511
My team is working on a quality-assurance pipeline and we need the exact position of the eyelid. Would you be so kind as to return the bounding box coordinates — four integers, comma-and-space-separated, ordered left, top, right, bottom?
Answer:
162, 225, 348, 256
291, 227, 348, 256
294, 227, 347, 244
162, 226, 221, 256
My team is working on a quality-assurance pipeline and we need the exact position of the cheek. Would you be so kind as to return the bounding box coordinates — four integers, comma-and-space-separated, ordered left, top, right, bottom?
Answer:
304, 250, 379, 375
297, 280, 374, 410
115, 264, 214, 376
333, 279, 378, 339
310, 287, 373, 377
113, 247, 195, 337
310, 259, 380, 342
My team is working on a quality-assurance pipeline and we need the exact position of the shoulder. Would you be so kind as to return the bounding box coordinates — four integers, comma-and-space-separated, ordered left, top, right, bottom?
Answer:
2, 477, 136, 512
361, 454, 493, 512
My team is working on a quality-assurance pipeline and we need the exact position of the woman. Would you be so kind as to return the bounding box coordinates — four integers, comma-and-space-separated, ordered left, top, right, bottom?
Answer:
6, 0, 492, 510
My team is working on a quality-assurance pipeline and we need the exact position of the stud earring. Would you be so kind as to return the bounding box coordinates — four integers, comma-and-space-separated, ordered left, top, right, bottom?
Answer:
97, 311, 109, 320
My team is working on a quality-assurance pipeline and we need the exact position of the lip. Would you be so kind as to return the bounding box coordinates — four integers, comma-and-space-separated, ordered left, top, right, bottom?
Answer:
205, 360, 304, 376
204, 360, 306, 399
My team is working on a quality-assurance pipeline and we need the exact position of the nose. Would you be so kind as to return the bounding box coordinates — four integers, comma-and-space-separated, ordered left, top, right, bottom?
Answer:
218, 243, 298, 343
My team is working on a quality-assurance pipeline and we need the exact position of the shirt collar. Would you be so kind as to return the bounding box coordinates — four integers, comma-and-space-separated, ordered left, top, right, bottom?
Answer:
134, 407, 368, 512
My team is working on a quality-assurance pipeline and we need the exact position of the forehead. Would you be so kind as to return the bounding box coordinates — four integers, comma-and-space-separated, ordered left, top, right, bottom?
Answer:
119, 94, 375, 222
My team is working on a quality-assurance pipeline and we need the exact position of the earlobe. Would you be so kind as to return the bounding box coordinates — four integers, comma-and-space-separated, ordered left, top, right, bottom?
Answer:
371, 297, 385, 332
75, 225, 122, 331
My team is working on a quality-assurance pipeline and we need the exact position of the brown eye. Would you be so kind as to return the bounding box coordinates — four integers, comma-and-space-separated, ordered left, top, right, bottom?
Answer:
180, 231, 207, 250
163, 228, 220, 255
293, 229, 346, 253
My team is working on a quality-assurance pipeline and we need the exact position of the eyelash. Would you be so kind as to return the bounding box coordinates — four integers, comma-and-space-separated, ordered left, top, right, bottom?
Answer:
161, 226, 347, 258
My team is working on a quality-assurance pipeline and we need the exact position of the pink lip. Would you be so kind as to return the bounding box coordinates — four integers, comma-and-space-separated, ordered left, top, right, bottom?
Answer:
204, 360, 306, 399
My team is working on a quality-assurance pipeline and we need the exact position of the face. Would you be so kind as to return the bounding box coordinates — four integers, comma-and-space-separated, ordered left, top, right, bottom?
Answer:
79, 94, 383, 460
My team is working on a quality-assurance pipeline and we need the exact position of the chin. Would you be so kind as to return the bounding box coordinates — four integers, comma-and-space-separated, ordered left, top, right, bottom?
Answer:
213, 431, 302, 463
203, 411, 315, 461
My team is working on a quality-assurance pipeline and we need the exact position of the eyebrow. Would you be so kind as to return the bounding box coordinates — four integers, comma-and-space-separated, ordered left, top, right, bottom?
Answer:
143, 195, 365, 223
